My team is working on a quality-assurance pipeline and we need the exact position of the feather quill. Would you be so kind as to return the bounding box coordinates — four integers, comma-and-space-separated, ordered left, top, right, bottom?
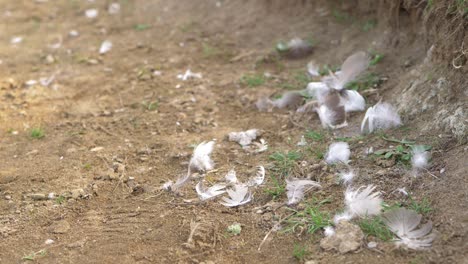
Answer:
247, 166, 265, 187
220, 184, 252, 207
325, 142, 350, 164
195, 181, 226, 201
361, 102, 401, 133
330, 51, 370, 90
382, 208, 435, 250
344, 185, 382, 218
286, 178, 321, 205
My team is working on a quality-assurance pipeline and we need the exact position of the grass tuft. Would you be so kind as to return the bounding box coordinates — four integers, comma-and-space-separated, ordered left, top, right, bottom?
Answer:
30, 128, 45, 139
358, 217, 394, 241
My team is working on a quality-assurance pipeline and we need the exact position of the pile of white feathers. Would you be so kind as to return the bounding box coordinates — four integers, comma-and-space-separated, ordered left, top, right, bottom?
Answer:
162, 51, 434, 251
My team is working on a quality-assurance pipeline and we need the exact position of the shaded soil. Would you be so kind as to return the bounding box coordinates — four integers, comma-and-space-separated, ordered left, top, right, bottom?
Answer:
0, 1, 466, 263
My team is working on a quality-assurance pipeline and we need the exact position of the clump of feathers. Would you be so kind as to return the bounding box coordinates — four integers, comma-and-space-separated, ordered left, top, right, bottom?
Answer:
411, 145, 430, 171
220, 184, 252, 207
382, 208, 435, 250
195, 181, 226, 201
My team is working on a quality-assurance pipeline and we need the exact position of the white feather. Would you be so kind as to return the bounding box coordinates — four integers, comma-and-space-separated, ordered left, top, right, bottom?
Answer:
247, 166, 265, 187
305, 82, 329, 99
99, 40, 113, 54
339, 170, 355, 185
325, 142, 350, 164
382, 208, 435, 250
195, 181, 226, 201
361, 102, 402, 133
171, 173, 191, 191
225, 169, 238, 184
333, 211, 353, 224
162, 180, 174, 190
220, 184, 252, 207
307, 61, 320, 77
341, 90, 366, 112
286, 178, 321, 205
330, 51, 370, 90
316, 105, 339, 129
189, 141, 215, 172
297, 135, 307, 146
253, 138, 268, 153
344, 185, 382, 218
411, 146, 430, 170
228, 129, 258, 147
324, 226, 336, 237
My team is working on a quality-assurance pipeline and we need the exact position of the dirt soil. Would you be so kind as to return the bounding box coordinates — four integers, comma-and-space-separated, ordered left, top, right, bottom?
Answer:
0, 1, 467, 263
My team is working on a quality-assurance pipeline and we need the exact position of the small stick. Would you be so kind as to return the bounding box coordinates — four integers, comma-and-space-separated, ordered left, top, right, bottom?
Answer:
258, 211, 296, 251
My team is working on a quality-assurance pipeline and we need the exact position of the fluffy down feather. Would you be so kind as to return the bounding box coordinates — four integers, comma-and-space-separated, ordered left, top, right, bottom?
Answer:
325, 142, 350, 164
189, 141, 215, 172
411, 145, 430, 170
228, 129, 258, 147
382, 208, 435, 250
286, 178, 321, 205
344, 185, 382, 218
307, 61, 320, 77
361, 102, 402, 133
339, 170, 355, 185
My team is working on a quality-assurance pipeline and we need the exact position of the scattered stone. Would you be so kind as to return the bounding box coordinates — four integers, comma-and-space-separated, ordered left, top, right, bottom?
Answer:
5, 195, 11, 200
320, 221, 364, 253
66, 239, 86, 249
45, 239, 55, 245
368, 241, 378, 248
29, 193, 47, 201
50, 220, 71, 234
305, 261, 317, 264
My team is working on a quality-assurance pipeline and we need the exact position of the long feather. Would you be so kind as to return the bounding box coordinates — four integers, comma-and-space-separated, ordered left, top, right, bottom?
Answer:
286, 178, 321, 205
331, 51, 370, 90
382, 208, 435, 250
195, 181, 226, 201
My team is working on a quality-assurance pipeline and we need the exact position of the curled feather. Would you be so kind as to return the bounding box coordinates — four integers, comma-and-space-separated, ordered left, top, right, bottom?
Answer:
286, 178, 321, 205
247, 166, 265, 187
220, 184, 252, 207
195, 181, 226, 201
382, 208, 435, 250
